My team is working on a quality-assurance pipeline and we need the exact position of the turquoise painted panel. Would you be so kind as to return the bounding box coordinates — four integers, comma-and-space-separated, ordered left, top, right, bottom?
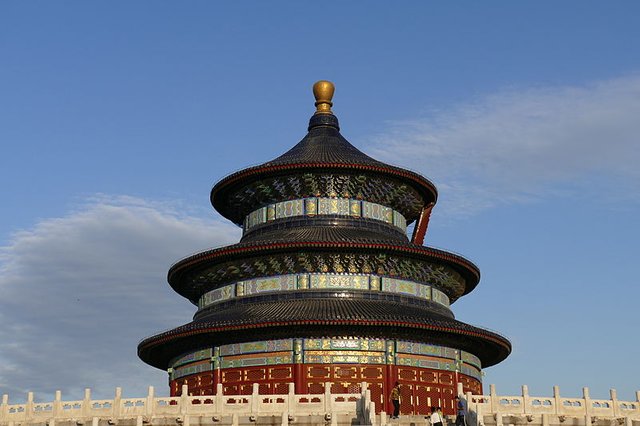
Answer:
198, 273, 451, 310
171, 349, 213, 368
219, 339, 293, 356
461, 351, 482, 368
432, 288, 450, 306
242, 197, 407, 233
173, 361, 212, 379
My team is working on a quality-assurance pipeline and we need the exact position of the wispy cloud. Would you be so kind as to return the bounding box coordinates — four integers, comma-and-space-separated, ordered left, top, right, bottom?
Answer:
370, 75, 640, 217
0, 196, 240, 400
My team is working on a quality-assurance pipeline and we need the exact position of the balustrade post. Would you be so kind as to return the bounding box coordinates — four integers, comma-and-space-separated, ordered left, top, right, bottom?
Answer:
180, 385, 189, 415
489, 384, 496, 414
583, 387, 591, 418
522, 385, 530, 415
553, 386, 561, 415
287, 383, 295, 415
475, 396, 483, 426
610, 389, 619, 417
360, 382, 367, 418
457, 382, 464, 397
146, 386, 154, 417
113, 388, 122, 419
324, 382, 332, 414
82, 388, 91, 417
251, 383, 259, 414
636, 390, 640, 403
26, 391, 34, 422
215, 384, 223, 413
542, 413, 549, 426
1, 393, 8, 423
52, 390, 62, 423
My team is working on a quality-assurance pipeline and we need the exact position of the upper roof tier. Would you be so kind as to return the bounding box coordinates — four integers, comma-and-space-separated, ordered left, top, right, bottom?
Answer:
210, 81, 438, 226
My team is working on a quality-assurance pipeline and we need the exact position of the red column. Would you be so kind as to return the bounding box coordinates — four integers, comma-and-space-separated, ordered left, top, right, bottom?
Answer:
411, 203, 435, 245
294, 339, 304, 393
294, 363, 304, 393
212, 347, 221, 394
385, 364, 397, 414
213, 368, 221, 394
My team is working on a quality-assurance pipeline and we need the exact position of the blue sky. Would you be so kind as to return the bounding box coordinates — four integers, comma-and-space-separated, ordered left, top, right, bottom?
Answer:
1, 2, 639, 403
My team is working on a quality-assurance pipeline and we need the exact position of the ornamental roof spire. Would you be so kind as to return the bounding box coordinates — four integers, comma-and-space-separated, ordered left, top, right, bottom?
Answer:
313, 80, 335, 115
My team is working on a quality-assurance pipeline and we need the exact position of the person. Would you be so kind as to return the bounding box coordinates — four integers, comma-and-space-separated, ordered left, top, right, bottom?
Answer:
430, 406, 444, 426
455, 396, 466, 426
390, 382, 401, 419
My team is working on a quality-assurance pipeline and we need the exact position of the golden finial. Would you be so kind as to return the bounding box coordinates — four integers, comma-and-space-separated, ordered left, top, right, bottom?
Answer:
313, 80, 335, 115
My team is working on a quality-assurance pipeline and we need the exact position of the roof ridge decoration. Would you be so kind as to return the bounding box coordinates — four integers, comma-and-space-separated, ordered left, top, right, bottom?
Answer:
313, 80, 335, 115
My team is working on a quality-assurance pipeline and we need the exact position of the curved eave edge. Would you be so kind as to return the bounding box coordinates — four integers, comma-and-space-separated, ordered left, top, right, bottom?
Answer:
167, 241, 481, 300
210, 162, 438, 224
138, 320, 511, 370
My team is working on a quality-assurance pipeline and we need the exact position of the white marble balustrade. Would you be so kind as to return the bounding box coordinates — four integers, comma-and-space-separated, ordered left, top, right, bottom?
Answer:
1, 383, 376, 426
462, 384, 640, 426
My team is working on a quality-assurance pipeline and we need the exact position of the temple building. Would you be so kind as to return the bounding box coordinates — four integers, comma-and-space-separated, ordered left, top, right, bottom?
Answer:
137, 81, 511, 416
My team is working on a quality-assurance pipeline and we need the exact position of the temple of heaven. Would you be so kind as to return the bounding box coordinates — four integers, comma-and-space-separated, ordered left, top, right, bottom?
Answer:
138, 81, 511, 415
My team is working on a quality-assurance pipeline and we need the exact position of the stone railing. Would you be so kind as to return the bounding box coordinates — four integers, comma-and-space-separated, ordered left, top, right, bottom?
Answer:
462, 384, 640, 426
3, 383, 640, 426
0, 383, 376, 426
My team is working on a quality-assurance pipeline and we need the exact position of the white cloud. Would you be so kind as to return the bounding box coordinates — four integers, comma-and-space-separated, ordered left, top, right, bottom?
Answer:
0, 196, 240, 400
370, 75, 640, 217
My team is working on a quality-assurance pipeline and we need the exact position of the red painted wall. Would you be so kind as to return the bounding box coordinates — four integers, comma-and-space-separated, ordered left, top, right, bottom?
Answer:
170, 363, 481, 415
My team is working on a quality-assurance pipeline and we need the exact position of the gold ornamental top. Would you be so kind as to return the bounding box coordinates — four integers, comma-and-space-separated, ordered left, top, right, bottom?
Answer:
313, 80, 335, 115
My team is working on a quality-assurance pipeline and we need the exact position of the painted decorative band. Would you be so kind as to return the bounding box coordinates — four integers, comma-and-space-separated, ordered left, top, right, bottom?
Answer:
243, 197, 407, 233
170, 338, 481, 380
197, 273, 451, 310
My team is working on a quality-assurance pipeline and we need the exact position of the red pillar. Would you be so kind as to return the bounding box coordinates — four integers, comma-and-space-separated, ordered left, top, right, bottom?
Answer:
385, 364, 397, 414
294, 363, 304, 393
411, 203, 435, 245
213, 368, 221, 394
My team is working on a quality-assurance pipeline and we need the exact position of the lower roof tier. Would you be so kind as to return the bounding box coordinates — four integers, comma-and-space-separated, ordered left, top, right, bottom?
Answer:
168, 238, 480, 305
138, 292, 511, 370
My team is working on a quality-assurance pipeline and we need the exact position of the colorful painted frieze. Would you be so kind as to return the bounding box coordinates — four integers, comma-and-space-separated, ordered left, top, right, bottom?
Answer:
432, 288, 450, 306
304, 351, 385, 364
303, 338, 385, 351
275, 199, 303, 219
198, 273, 452, 309
220, 339, 293, 356
199, 285, 235, 308
173, 360, 212, 379
242, 275, 297, 295
460, 363, 482, 380
221, 353, 293, 369
242, 197, 407, 233
461, 351, 482, 368
304, 198, 317, 215
171, 348, 213, 368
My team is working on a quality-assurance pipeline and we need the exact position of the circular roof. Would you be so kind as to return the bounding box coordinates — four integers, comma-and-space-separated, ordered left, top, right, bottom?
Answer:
167, 237, 480, 304
210, 84, 437, 225
138, 292, 511, 369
